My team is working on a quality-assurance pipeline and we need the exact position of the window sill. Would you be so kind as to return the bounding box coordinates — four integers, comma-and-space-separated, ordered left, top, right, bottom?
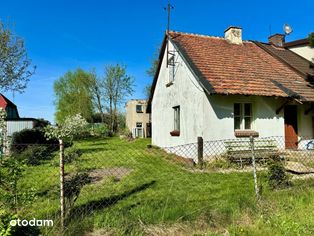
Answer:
136, 111, 143, 113
166, 81, 174, 87
234, 130, 259, 138
170, 130, 180, 136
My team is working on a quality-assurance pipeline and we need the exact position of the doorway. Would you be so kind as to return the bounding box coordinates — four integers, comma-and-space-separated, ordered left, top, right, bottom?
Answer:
284, 105, 298, 149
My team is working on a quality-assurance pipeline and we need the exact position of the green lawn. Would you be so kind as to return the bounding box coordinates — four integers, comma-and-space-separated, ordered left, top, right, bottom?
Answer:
5, 137, 314, 235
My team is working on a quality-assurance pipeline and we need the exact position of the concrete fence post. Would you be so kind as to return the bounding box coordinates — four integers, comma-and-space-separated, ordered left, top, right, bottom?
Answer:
59, 139, 65, 231
250, 136, 259, 200
197, 137, 204, 168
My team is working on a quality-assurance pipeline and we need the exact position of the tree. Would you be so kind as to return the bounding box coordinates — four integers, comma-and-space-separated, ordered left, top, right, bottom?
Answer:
309, 33, 314, 47
103, 64, 134, 133
54, 69, 94, 123
0, 21, 35, 93
44, 114, 88, 229
144, 47, 159, 98
89, 70, 106, 123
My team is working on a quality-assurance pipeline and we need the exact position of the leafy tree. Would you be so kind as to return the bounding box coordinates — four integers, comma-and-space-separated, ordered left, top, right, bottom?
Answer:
144, 48, 159, 98
44, 114, 88, 141
0, 21, 35, 93
54, 69, 94, 123
309, 33, 314, 47
103, 64, 134, 133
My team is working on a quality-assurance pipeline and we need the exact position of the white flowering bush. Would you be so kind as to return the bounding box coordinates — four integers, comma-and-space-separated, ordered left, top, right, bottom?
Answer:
0, 107, 7, 138
44, 114, 88, 141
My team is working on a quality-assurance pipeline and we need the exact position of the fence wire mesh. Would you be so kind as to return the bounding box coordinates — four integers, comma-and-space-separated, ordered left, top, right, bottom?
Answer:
1, 136, 314, 235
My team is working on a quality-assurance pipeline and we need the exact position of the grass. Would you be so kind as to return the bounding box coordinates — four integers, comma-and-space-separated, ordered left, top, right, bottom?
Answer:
3, 137, 314, 235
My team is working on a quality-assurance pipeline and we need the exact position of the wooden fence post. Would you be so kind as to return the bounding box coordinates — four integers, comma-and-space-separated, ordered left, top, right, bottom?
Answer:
59, 139, 65, 231
197, 137, 204, 168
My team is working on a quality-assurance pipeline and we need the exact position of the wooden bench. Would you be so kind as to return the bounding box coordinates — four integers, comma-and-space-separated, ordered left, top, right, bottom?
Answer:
224, 139, 279, 167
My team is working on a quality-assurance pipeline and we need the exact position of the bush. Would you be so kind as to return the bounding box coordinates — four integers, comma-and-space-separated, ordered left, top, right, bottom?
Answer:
0, 210, 40, 236
15, 145, 53, 165
11, 128, 58, 154
64, 147, 82, 164
267, 160, 291, 190
205, 159, 233, 170
92, 123, 109, 137
0, 210, 16, 236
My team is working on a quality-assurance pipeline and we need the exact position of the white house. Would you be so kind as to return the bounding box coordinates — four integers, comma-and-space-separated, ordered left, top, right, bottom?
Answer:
285, 37, 314, 62
148, 27, 314, 160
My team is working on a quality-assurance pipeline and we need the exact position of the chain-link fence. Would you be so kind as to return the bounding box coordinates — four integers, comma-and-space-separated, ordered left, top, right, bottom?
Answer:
1, 136, 314, 235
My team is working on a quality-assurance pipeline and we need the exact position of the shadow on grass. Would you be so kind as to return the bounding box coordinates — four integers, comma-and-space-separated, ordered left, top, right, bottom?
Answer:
80, 147, 118, 154
67, 180, 156, 221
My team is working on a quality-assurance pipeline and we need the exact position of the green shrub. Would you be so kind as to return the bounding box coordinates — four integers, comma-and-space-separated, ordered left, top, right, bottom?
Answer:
92, 123, 109, 137
0, 210, 40, 236
64, 172, 91, 215
0, 210, 16, 236
64, 147, 82, 164
205, 159, 232, 170
15, 145, 53, 165
11, 128, 58, 154
267, 160, 291, 190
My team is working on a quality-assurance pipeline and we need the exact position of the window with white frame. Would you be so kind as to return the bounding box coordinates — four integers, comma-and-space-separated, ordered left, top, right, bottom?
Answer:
234, 103, 253, 130
173, 106, 180, 131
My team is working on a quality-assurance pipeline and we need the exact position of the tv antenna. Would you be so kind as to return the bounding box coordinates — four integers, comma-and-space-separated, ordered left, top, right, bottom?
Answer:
283, 24, 293, 35
164, 0, 174, 36
164, 0, 174, 68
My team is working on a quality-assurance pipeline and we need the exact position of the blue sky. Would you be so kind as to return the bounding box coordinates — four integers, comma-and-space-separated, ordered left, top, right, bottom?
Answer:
0, 0, 313, 122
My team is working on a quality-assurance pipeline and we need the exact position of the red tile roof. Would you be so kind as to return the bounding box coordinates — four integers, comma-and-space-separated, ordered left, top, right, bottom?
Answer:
168, 31, 314, 101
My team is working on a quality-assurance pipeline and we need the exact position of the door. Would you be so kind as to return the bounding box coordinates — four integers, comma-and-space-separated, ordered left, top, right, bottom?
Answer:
146, 123, 151, 138
284, 105, 298, 149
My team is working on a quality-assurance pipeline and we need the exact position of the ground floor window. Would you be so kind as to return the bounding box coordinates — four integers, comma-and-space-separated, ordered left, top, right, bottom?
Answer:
173, 106, 180, 131
234, 103, 252, 130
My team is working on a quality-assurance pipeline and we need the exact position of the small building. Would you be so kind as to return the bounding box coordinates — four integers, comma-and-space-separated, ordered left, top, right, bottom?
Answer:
0, 94, 38, 137
0, 93, 20, 119
125, 99, 151, 138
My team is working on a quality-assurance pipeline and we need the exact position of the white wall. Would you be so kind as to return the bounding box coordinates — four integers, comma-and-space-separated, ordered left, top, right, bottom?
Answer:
202, 95, 286, 141
6, 120, 35, 136
289, 45, 314, 62
152, 41, 206, 148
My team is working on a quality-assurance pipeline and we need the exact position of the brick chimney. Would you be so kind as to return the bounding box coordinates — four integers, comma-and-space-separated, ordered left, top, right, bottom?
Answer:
224, 26, 242, 45
268, 34, 285, 47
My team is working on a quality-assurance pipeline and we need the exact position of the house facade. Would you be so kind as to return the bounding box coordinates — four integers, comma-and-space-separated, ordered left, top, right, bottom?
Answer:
285, 38, 314, 62
149, 27, 314, 159
125, 99, 151, 138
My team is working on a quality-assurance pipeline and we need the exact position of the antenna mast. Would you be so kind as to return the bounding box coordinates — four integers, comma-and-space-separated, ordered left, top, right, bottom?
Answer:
164, 0, 174, 68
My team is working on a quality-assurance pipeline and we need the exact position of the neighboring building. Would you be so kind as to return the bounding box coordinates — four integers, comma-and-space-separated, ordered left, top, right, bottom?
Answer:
0, 93, 20, 119
148, 27, 314, 159
0, 94, 38, 137
284, 37, 314, 62
125, 99, 151, 138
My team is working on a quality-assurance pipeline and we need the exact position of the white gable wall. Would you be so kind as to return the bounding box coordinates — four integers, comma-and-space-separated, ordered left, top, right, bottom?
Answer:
289, 45, 314, 62
152, 41, 206, 147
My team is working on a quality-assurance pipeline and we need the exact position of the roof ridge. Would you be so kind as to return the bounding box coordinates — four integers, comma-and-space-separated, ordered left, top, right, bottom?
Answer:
169, 30, 252, 43
169, 30, 223, 40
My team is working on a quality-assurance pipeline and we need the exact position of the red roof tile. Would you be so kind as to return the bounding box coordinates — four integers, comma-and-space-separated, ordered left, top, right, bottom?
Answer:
169, 31, 314, 101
